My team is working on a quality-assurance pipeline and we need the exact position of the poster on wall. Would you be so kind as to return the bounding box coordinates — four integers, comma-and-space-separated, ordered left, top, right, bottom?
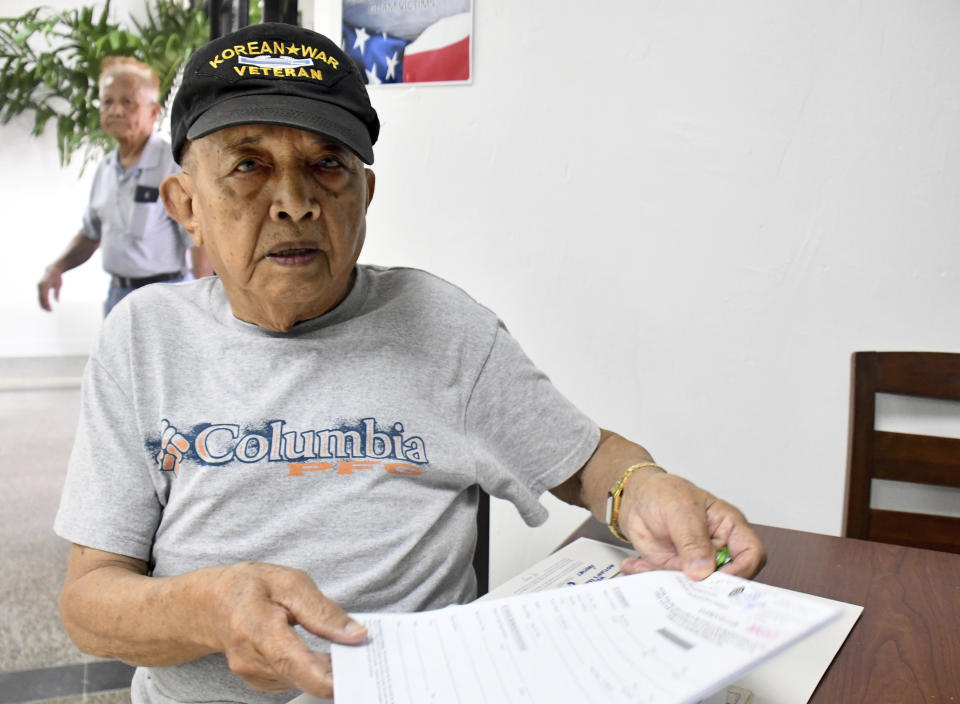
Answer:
341, 0, 473, 85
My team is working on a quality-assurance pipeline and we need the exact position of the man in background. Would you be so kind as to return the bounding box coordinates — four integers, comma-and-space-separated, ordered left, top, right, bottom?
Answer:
37, 57, 210, 317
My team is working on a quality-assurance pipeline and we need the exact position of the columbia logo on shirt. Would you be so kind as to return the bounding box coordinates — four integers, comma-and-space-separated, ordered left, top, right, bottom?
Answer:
153, 417, 428, 477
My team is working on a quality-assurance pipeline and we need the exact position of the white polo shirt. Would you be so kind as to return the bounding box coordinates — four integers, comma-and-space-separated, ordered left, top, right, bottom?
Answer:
81, 133, 193, 279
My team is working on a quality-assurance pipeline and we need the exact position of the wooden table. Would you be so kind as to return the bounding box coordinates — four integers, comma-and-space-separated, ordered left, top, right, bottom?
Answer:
565, 519, 960, 703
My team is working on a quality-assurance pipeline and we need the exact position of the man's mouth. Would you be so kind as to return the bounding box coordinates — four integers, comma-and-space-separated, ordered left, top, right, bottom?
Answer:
266, 246, 322, 266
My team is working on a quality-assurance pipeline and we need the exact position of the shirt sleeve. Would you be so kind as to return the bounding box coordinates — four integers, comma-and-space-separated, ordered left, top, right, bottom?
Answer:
53, 354, 167, 561
464, 321, 600, 526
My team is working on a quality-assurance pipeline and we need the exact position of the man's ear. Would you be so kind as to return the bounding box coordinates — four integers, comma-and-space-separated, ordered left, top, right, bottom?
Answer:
364, 168, 376, 211
161, 173, 202, 246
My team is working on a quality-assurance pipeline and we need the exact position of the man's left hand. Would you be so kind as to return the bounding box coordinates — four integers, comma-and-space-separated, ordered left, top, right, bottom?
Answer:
616, 469, 766, 580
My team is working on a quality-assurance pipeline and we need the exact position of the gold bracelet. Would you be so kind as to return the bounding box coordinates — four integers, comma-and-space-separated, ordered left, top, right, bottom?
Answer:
607, 461, 665, 542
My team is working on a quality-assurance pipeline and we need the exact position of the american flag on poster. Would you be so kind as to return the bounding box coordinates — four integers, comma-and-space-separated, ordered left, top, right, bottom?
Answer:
342, 0, 472, 85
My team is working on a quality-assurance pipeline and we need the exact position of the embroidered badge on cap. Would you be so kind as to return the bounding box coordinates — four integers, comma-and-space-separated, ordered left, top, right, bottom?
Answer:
205, 38, 340, 80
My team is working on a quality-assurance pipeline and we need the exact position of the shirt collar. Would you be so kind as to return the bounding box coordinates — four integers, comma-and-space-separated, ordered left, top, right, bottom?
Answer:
107, 133, 163, 173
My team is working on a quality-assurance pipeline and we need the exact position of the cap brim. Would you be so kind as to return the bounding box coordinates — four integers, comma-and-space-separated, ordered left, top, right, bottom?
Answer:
186, 94, 374, 164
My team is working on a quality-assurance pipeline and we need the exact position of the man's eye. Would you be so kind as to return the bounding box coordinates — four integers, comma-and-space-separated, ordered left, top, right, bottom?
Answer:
315, 156, 343, 170
235, 158, 258, 172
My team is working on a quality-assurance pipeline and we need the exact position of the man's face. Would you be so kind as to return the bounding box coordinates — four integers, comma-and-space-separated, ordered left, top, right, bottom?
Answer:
99, 72, 159, 144
171, 125, 375, 330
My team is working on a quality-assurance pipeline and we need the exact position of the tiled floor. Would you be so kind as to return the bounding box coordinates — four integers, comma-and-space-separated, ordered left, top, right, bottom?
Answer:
0, 356, 132, 703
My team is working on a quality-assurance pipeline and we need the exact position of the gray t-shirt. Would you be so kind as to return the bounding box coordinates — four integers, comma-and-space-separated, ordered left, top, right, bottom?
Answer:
55, 265, 599, 703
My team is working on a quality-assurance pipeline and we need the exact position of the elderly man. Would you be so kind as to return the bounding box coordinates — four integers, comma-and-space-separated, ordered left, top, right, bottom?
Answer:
37, 57, 209, 317
55, 23, 765, 703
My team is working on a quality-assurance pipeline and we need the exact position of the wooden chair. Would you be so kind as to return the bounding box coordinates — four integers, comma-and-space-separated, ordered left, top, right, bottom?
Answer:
844, 351, 960, 553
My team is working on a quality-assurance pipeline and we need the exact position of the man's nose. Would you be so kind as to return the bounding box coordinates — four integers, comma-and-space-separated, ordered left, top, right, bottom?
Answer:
269, 168, 320, 222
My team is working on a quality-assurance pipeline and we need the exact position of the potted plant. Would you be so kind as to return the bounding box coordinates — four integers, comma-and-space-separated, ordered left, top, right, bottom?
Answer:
0, 0, 207, 168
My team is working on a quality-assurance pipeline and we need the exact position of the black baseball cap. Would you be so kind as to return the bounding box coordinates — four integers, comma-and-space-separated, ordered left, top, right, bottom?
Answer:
170, 23, 379, 164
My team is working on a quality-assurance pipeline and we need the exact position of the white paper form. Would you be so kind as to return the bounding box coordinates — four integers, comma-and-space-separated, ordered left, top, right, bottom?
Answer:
736, 591, 862, 704
479, 538, 863, 704
332, 570, 840, 704
480, 537, 637, 601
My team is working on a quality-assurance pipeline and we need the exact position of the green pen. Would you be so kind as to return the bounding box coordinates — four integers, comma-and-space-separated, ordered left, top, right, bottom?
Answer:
715, 546, 732, 568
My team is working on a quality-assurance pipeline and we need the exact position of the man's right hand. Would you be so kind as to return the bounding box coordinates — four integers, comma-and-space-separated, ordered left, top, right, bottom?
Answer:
38, 265, 63, 311
203, 562, 368, 694
37, 233, 100, 311
59, 545, 367, 698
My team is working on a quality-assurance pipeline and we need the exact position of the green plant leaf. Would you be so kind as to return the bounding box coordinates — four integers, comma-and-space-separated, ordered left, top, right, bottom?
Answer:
0, 0, 208, 167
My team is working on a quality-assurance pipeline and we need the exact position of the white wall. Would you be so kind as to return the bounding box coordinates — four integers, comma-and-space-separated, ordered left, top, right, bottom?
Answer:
4, 0, 960, 586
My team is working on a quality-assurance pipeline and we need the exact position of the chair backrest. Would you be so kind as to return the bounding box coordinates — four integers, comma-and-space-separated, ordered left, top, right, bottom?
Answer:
844, 351, 960, 553
473, 488, 490, 596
